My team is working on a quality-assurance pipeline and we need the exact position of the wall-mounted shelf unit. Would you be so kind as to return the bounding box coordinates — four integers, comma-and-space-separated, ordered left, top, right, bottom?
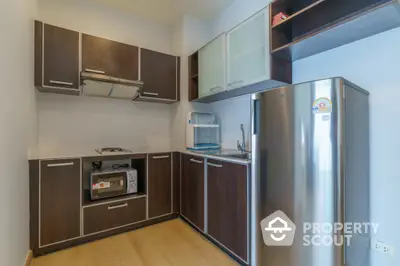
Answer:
270, 0, 400, 61
189, 52, 199, 101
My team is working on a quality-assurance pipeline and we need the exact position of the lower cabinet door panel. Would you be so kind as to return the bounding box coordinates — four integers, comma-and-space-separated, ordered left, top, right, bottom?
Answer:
84, 197, 146, 235
40, 159, 81, 246
148, 153, 172, 218
181, 154, 204, 231
207, 159, 248, 262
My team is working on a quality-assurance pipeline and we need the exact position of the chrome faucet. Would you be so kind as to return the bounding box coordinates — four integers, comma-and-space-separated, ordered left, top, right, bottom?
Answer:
237, 124, 246, 153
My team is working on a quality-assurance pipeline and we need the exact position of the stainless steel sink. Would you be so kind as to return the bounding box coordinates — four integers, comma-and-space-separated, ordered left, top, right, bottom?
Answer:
220, 152, 252, 160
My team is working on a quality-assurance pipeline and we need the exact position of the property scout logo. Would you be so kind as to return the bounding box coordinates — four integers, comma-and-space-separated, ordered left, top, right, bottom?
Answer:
261, 210, 379, 247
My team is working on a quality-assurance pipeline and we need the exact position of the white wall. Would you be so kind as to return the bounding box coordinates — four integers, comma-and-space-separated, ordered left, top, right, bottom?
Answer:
210, 1, 400, 266
208, 0, 272, 149
171, 15, 211, 151
38, 0, 173, 54
36, 0, 175, 152
37, 94, 173, 152
293, 28, 400, 266
0, 0, 37, 265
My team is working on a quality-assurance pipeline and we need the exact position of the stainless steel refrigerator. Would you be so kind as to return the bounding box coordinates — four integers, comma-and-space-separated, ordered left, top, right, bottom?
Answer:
251, 77, 370, 266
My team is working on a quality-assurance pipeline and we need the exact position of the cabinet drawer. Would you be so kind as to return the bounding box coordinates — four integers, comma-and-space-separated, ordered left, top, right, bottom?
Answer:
84, 197, 146, 235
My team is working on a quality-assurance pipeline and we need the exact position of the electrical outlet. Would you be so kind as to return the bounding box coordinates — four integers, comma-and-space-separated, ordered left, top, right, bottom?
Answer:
371, 239, 394, 255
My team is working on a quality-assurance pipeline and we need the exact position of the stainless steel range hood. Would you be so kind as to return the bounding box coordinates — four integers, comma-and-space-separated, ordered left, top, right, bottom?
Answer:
81, 71, 143, 100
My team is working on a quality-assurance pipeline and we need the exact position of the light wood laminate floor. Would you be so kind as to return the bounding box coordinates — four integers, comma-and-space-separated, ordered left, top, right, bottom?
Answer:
32, 219, 239, 266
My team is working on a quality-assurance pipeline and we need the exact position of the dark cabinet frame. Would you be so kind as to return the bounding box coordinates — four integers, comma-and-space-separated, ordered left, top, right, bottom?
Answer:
81, 34, 139, 81
148, 153, 173, 219
29, 152, 249, 264
34, 21, 181, 103
34, 21, 80, 96
181, 154, 205, 231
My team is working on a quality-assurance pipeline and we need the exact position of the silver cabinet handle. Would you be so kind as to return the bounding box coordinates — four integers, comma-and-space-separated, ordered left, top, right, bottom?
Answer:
227, 80, 244, 86
207, 162, 223, 168
84, 68, 106, 74
49, 80, 73, 86
108, 203, 128, 210
143, 92, 159, 96
152, 155, 170, 159
190, 159, 203, 164
47, 162, 74, 168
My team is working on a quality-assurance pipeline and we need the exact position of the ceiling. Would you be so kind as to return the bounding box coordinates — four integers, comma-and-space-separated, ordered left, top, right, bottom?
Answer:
91, 0, 234, 26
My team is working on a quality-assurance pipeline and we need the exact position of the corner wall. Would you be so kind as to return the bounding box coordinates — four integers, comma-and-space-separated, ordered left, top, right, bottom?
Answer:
0, 0, 38, 265
171, 15, 212, 151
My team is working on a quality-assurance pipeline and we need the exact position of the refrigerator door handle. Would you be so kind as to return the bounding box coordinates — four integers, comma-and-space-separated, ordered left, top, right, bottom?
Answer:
253, 99, 260, 135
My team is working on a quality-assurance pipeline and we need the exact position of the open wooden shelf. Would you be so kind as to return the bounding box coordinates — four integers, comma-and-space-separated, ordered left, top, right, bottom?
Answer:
271, 0, 326, 29
188, 52, 199, 101
270, 0, 400, 61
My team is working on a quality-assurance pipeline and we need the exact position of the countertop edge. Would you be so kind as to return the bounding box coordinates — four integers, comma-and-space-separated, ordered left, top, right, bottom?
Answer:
180, 151, 251, 165
29, 150, 251, 165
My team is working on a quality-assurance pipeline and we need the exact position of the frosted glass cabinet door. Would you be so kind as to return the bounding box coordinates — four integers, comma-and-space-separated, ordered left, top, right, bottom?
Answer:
198, 34, 226, 98
227, 7, 270, 91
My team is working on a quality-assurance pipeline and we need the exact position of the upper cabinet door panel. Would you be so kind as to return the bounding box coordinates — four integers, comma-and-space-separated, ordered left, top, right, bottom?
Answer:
140, 49, 177, 100
227, 7, 270, 90
42, 23, 79, 89
198, 34, 226, 98
82, 34, 139, 81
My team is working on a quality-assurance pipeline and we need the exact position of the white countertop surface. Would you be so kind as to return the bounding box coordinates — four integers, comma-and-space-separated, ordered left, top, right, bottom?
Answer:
28, 147, 251, 164
28, 147, 173, 160
180, 149, 251, 165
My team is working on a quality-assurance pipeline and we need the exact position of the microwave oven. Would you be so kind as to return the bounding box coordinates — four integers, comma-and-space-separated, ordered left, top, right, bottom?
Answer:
90, 168, 138, 200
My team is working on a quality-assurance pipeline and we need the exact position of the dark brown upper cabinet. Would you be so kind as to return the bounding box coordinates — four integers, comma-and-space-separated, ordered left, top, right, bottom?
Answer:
139, 49, 179, 102
40, 159, 81, 247
35, 21, 80, 95
207, 159, 248, 263
82, 34, 139, 81
148, 153, 172, 219
181, 154, 204, 231
270, 0, 400, 61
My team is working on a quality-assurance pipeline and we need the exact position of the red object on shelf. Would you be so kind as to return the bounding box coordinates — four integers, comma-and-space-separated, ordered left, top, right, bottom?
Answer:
272, 12, 289, 26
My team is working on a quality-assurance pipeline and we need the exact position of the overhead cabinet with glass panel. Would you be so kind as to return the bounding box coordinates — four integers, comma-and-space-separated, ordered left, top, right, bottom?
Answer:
198, 34, 226, 98
227, 8, 270, 91
188, 6, 292, 103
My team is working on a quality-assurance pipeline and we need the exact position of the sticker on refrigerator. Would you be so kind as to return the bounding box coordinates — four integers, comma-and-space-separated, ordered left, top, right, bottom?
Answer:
312, 97, 332, 114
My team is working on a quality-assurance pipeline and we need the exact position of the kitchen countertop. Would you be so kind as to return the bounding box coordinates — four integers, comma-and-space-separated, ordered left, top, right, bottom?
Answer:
28, 147, 173, 160
28, 147, 251, 165
180, 149, 251, 165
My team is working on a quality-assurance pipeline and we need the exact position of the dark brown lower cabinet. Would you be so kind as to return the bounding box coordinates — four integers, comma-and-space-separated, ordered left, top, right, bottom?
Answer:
181, 154, 204, 231
148, 153, 172, 218
207, 159, 248, 262
40, 159, 81, 246
172, 152, 181, 213
84, 197, 146, 235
